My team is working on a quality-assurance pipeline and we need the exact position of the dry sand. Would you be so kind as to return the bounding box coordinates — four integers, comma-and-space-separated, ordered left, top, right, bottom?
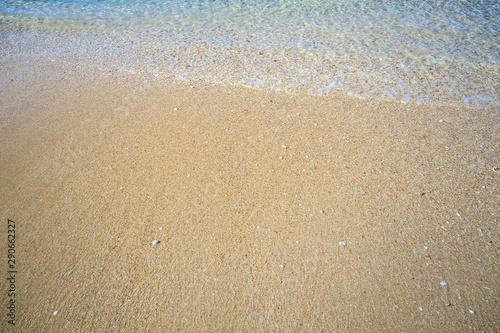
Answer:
0, 56, 499, 332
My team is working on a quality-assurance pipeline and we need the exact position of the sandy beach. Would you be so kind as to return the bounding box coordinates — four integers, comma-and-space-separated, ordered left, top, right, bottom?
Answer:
1, 55, 499, 331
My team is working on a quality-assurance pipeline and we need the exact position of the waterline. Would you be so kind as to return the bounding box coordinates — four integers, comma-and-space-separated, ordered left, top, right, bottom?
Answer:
1, 0, 499, 108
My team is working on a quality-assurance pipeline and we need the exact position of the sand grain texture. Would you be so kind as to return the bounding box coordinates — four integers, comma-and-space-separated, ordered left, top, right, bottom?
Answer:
0, 57, 499, 332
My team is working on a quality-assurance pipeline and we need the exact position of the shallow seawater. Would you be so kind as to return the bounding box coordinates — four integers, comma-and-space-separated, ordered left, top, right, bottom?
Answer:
1, 0, 499, 108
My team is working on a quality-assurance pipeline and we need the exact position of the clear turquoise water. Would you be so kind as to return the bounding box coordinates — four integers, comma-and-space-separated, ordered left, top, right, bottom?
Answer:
1, 0, 499, 108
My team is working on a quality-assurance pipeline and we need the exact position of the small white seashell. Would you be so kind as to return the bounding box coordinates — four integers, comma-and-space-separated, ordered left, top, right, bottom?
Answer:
339, 241, 347, 246
53, 311, 58, 315
440, 281, 449, 286
152, 240, 160, 245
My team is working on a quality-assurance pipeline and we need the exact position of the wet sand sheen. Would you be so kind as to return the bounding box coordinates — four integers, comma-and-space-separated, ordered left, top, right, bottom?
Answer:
0, 57, 499, 331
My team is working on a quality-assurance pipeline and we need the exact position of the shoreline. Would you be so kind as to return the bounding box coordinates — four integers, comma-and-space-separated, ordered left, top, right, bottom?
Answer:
1, 55, 499, 331
2, 26, 499, 109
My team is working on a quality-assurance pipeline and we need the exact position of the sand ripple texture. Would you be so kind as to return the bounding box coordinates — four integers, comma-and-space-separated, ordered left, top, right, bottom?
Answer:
1, 0, 499, 108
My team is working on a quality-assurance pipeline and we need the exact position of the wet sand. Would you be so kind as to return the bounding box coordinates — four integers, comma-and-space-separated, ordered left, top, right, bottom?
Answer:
0, 56, 499, 331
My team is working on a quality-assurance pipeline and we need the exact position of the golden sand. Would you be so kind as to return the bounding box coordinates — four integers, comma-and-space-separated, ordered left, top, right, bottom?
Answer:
0, 57, 499, 331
